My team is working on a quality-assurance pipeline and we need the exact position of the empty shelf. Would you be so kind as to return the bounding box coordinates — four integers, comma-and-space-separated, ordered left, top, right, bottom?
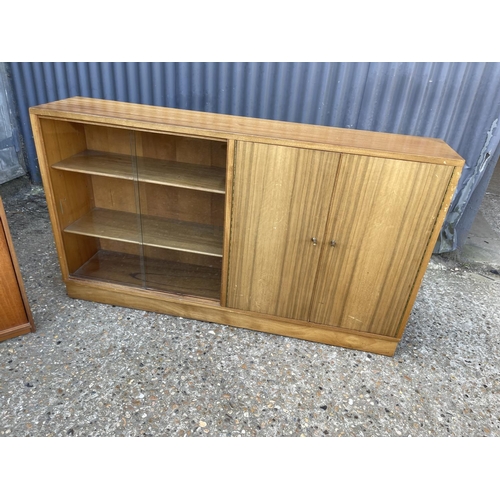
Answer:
64, 208, 224, 257
53, 150, 226, 194
72, 250, 221, 300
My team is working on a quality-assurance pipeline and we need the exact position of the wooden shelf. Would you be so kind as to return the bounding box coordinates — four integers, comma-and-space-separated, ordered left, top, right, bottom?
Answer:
64, 208, 224, 257
72, 250, 221, 300
52, 150, 226, 194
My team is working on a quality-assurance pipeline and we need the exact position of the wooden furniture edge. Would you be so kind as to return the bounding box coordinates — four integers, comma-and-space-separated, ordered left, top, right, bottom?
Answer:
65, 278, 399, 356
0, 323, 34, 342
29, 98, 465, 167
0, 197, 35, 334
220, 139, 235, 307
395, 164, 464, 339
29, 113, 71, 280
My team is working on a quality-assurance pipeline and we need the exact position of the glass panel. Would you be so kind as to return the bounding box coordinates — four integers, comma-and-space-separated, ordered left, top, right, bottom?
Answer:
54, 122, 145, 288
134, 131, 226, 300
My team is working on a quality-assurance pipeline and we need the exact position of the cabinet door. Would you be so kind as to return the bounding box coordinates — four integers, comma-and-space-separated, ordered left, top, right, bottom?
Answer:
226, 142, 340, 320
309, 154, 454, 337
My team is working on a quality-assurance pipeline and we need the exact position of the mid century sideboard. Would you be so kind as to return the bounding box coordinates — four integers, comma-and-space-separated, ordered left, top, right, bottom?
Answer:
29, 97, 464, 356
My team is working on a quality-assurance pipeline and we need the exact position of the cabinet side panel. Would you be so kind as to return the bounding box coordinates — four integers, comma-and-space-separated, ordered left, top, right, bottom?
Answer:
227, 142, 340, 320
310, 155, 454, 337
0, 198, 35, 331
34, 118, 98, 278
395, 164, 463, 338
0, 220, 29, 331
52, 167, 98, 274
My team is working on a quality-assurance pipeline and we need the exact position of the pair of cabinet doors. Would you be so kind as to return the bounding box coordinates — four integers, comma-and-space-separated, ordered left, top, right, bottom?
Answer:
227, 142, 454, 338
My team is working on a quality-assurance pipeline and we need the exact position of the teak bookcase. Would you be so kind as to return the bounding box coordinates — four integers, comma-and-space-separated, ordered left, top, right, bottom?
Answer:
0, 196, 35, 341
29, 97, 465, 356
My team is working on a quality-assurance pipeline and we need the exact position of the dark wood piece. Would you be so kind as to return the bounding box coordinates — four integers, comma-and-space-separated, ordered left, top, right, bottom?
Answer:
0, 196, 35, 341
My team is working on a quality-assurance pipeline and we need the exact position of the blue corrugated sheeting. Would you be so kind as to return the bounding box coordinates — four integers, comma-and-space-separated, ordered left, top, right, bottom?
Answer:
7, 62, 500, 252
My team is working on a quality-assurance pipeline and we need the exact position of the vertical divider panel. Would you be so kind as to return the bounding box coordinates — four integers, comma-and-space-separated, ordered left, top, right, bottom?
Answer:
220, 139, 234, 306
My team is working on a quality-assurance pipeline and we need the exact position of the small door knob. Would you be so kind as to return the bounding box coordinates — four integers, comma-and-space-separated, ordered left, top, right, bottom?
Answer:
330, 240, 337, 247
311, 237, 317, 245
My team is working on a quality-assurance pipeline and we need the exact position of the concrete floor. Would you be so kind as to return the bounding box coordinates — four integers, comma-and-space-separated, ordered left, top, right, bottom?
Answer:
0, 174, 499, 437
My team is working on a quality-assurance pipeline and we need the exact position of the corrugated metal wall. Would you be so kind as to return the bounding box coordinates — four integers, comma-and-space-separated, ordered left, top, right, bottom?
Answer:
7, 62, 500, 252
0, 63, 25, 183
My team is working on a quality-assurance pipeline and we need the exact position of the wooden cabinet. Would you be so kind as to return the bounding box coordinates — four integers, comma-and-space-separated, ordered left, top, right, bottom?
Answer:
29, 97, 464, 356
0, 196, 35, 341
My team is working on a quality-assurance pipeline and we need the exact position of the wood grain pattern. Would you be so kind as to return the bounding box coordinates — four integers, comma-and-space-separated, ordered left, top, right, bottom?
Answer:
53, 150, 226, 193
84, 124, 132, 155
87, 176, 224, 240
64, 208, 224, 257
395, 165, 463, 339
34, 118, 98, 276
0, 220, 29, 331
73, 250, 221, 300
139, 130, 226, 165
65, 278, 399, 356
0, 324, 34, 342
137, 183, 224, 226
227, 142, 340, 320
309, 155, 454, 337
30, 97, 464, 166
92, 176, 137, 214
0, 198, 35, 337
101, 240, 222, 268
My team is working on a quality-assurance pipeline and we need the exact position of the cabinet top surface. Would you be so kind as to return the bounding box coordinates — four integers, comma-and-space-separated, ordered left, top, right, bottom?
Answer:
30, 97, 465, 166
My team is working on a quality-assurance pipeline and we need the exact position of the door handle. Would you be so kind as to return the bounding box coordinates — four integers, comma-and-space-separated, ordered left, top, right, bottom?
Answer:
330, 240, 337, 247
311, 237, 318, 246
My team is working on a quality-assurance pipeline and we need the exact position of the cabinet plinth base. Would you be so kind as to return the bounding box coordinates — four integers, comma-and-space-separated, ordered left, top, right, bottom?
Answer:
0, 324, 34, 342
65, 279, 400, 356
